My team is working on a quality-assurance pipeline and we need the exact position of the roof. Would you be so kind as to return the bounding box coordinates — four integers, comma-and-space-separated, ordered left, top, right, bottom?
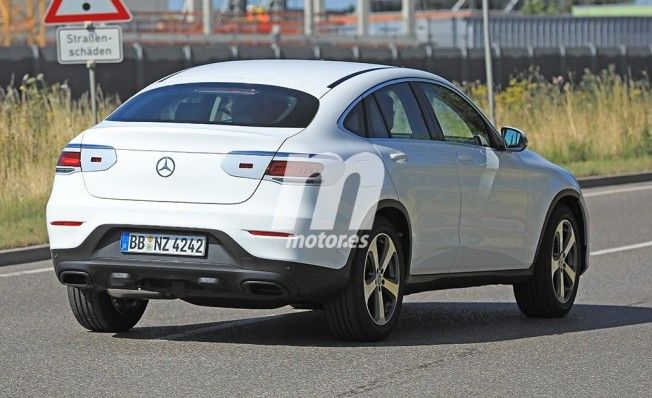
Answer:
155, 60, 394, 97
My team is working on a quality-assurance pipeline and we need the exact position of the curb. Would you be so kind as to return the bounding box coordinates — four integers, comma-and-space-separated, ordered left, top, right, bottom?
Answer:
0, 244, 51, 267
1, 171, 651, 268
578, 171, 652, 189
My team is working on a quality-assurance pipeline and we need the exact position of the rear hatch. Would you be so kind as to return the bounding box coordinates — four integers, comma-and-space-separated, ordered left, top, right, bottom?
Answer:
81, 122, 299, 204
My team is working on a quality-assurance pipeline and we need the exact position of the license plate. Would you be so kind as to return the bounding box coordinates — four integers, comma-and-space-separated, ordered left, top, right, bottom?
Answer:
120, 232, 207, 257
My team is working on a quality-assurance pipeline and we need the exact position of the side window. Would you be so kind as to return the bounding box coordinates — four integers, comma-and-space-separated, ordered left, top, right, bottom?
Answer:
343, 101, 365, 137
373, 83, 429, 140
364, 96, 389, 138
420, 83, 493, 147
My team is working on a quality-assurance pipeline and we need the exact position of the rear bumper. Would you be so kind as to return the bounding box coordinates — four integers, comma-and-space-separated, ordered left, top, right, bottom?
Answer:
46, 173, 353, 269
53, 226, 352, 308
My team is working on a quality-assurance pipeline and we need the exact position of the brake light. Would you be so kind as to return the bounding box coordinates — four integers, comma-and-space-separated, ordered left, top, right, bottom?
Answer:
265, 160, 323, 178
57, 151, 81, 168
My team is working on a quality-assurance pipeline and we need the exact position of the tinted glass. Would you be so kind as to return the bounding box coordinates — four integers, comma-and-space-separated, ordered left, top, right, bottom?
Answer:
107, 83, 319, 128
343, 101, 365, 137
373, 83, 429, 140
364, 97, 389, 138
420, 83, 493, 147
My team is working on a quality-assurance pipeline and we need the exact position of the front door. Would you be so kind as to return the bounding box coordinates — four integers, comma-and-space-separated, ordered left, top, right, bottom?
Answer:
417, 82, 528, 272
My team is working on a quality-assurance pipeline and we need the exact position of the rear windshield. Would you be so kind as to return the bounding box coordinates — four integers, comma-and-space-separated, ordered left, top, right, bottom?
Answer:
107, 83, 319, 128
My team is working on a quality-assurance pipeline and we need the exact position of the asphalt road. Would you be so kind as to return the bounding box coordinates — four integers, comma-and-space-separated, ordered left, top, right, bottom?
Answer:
1, 182, 651, 397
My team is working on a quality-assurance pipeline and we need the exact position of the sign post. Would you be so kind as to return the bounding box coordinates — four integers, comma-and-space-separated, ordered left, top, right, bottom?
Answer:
481, 0, 496, 126
44, 0, 132, 125
88, 60, 97, 124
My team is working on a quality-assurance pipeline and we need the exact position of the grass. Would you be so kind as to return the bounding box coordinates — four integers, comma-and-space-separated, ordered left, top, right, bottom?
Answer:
0, 75, 116, 250
560, 155, 652, 178
462, 67, 652, 166
0, 70, 651, 249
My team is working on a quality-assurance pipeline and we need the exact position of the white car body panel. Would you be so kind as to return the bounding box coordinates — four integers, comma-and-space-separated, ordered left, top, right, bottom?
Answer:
47, 172, 353, 269
451, 143, 528, 272
81, 122, 300, 204
519, 149, 588, 266
47, 60, 588, 280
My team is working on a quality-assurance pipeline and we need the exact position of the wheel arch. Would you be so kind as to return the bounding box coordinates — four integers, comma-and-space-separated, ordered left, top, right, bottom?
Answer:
374, 199, 412, 275
535, 189, 589, 274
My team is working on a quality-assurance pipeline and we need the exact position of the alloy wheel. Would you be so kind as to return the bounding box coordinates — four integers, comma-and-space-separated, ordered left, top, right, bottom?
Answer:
551, 219, 578, 303
363, 233, 400, 325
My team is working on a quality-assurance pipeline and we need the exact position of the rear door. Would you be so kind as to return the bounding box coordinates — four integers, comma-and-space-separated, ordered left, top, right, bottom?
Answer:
362, 82, 461, 275
417, 82, 527, 272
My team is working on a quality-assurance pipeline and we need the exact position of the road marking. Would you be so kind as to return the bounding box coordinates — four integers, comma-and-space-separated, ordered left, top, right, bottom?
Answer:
0, 267, 52, 278
591, 241, 652, 256
583, 184, 652, 198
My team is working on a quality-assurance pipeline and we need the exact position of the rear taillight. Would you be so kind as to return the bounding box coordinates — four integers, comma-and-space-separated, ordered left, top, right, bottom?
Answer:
221, 151, 328, 184
56, 144, 116, 174
56, 151, 82, 174
57, 151, 81, 167
264, 160, 323, 184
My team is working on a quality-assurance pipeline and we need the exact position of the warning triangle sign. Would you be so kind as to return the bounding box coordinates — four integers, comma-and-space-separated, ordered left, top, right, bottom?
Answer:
44, 0, 132, 25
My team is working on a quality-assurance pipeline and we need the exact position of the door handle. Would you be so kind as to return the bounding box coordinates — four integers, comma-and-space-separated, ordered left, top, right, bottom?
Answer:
389, 151, 408, 164
456, 152, 473, 164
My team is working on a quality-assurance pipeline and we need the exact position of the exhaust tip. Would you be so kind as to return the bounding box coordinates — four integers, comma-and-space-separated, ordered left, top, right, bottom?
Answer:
59, 271, 92, 287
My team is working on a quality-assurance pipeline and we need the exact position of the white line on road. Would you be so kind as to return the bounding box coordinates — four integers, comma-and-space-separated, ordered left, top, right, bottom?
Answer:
583, 184, 652, 197
590, 241, 652, 256
0, 267, 52, 278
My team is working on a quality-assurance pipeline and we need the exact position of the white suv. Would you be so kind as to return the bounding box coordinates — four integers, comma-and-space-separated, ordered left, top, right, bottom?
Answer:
47, 60, 589, 341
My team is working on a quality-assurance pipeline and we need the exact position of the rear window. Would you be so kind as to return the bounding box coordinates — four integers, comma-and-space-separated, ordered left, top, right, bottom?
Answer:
107, 83, 319, 128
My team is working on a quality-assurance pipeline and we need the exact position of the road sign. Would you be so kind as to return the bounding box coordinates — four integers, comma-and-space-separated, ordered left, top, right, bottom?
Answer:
56, 26, 123, 64
44, 0, 132, 25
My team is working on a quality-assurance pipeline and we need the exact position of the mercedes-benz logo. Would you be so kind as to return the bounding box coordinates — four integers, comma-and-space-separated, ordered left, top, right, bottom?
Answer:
156, 157, 175, 178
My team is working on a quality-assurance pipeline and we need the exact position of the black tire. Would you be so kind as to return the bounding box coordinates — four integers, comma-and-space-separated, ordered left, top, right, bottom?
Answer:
323, 217, 405, 341
514, 205, 581, 318
67, 287, 148, 332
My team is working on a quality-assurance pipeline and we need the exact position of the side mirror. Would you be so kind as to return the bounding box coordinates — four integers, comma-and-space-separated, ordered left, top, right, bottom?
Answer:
501, 127, 528, 151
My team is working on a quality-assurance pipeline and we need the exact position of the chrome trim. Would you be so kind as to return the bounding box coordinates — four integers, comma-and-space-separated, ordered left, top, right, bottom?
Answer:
55, 167, 79, 174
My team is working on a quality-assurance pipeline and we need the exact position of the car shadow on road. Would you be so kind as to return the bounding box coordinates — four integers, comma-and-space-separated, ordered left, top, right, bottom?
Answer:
113, 302, 652, 347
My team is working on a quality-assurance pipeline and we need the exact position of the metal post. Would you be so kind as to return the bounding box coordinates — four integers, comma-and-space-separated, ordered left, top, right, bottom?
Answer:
182, 0, 195, 23
87, 60, 97, 125
202, 0, 212, 36
482, 0, 495, 125
0, 0, 12, 46
314, 0, 324, 23
402, 0, 415, 37
304, 0, 313, 36
357, 0, 369, 37
38, 0, 46, 47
